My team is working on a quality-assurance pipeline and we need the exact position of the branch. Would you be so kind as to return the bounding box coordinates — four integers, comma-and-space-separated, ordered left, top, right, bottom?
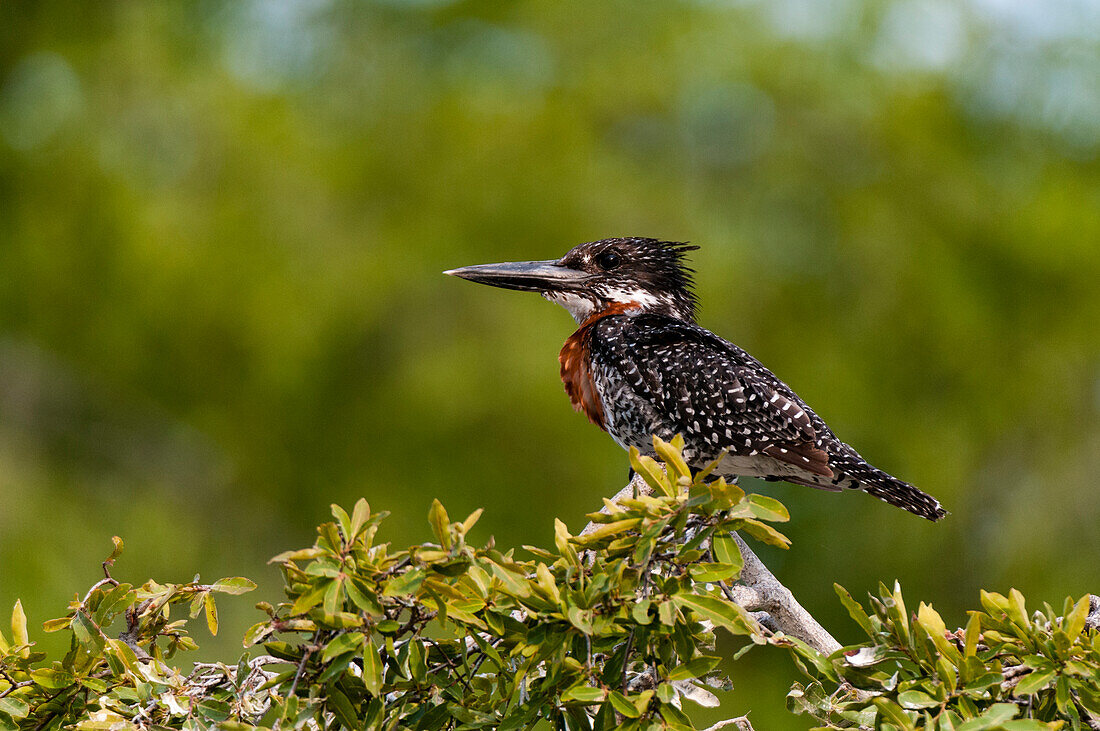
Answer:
724, 533, 841, 655
584, 474, 841, 655
703, 717, 754, 731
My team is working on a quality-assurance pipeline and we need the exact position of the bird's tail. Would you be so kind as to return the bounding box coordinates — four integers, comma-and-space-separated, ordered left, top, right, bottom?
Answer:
795, 444, 947, 521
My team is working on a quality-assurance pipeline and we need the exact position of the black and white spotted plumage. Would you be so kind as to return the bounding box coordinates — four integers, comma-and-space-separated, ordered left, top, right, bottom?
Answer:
584, 314, 945, 520
446, 237, 947, 521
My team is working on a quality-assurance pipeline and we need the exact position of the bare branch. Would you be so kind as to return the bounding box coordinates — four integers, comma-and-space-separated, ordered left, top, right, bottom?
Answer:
703, 716, 754, 731
725, 533, 841, 655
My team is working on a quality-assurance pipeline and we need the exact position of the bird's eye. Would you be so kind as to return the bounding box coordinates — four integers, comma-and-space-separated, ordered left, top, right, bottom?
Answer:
595, 250, 621, 271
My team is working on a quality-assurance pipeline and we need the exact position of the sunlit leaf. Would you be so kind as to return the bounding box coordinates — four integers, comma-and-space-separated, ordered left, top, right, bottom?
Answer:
11, 600, 29, 658
429, 499, 451, 550
668, 655, 721, 681
562, 684, 605, 703
746, 494, 790, 522
203, 594, 219, 636
362, 637, 384, 696
609, 691, 640, 718
211, 577, 257, 595
834, 584, 875, 638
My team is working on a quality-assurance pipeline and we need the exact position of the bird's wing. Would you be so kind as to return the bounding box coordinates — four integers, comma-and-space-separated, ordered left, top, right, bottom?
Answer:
601, 315, 833, 477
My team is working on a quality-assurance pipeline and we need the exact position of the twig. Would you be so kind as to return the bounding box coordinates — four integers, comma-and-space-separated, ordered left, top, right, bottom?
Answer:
0, 669, 33, 699
703, 717, 754, 731
273, 636, 318, 731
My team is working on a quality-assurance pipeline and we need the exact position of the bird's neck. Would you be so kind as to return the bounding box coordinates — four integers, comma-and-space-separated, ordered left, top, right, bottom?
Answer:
545, 292, 695, 325
575, 300, 641, 328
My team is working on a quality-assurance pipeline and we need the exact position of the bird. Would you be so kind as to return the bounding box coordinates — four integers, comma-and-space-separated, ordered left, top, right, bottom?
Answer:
445, 237, 946, 521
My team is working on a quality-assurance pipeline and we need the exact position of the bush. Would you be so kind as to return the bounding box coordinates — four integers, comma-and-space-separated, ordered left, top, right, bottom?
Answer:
1, 438, 1097, 730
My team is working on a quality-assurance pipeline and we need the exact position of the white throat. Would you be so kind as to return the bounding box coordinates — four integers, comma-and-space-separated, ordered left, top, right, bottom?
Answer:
543, 291, 598, 323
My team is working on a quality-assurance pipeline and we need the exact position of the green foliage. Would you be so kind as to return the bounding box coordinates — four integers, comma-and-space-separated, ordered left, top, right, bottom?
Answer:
243, 436, 786, 730
0, 438, 788, 729
0, 536, 258, 730
789, 583, 1100, 730
2, 440, 1097, 730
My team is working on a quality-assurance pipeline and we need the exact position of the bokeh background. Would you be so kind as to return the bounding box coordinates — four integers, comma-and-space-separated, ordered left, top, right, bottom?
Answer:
2, 1, 1099, 727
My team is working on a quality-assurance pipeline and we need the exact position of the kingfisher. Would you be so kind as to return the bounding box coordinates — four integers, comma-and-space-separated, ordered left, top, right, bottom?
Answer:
445, 237, 946, 521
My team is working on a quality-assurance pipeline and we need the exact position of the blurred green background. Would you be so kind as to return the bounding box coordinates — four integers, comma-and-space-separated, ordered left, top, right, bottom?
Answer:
1, 0, 1099, 727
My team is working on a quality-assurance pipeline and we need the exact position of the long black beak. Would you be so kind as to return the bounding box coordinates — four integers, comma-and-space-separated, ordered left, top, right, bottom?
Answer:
443, 260, 589, 293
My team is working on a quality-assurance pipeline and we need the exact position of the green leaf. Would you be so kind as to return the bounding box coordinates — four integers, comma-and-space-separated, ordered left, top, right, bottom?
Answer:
71, 611, 104, 653
746, 494, 790, 522
41, 617, 71, 633
92, 581, 133, 623
323, 574, 343, 615
429, 499, 451, 550
609, 691, 641, 718
963, 611, 982, 657
658, 601, 676, 626
668, 655, 721, 681
30, 667, 74, 690
562, 684, 606, 703
362, 637, 384, 696
1063, 595, 1091, 641
689, 562, 741, 583
672, 592, 755, 635
331, 503, 354, 544
327, 687, 358, 730
211, 577, 257, 595
11, 600, 28, 657
917, 602, 961, 665
1055, 675, 1071, 713
897, 690, 940, 709
937, 654, 958, 695
383, 567, 425, 597
345, 578, 384, 616
980, 590, 1009, 616
632, 599, 652, 625
322, 631, 364, 662
738, 518, 791, 549
834, 584, 875, 638
1006, 588, 1030, 630
873, 698, 916, 731
1001, 721, 1054, 731
408, 638, 427, 683
1013, 669, 1055, 696
535, 563, 561, 605
349, 498, 371, 539
658, 701, 695, 728
882, 580, 910, 647
105, 535, 124, 566
652, 435, 691, 484
0, 697, 29, 720
630, 448, 674, 497
554, 519, 580, 568
567, 606, 595, 635
711, 534, 743, 572
575, 518, 642, 544
461, 507, 483, 534
204, 593, 219, 636
970, 703, 1020, 727
290, 581, 328, 615
243, 621, 271, 647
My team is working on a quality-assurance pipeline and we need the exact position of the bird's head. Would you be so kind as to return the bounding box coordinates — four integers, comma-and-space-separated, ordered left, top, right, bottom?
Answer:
445, 237, 699, 324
